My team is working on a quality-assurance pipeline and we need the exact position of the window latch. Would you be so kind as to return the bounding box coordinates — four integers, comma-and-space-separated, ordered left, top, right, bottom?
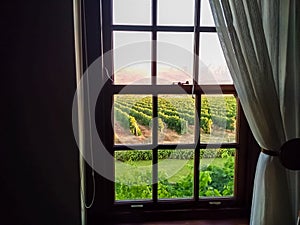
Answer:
173, 80, 190, 85
131, 204, 144, 208
209, 201, 222, 206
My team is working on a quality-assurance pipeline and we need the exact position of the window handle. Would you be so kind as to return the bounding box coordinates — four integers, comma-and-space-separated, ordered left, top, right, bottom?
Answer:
173, 80, 190, 85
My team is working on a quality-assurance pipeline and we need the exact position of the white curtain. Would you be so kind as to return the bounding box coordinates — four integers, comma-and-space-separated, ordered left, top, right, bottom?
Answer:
209, 0, 300, 224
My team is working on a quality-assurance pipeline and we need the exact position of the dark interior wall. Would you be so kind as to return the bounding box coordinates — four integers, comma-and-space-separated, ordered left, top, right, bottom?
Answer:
2, 1, 81, 225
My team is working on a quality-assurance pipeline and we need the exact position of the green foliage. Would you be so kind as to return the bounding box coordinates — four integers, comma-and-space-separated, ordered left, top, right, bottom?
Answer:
115, 157, 235, 200
200, 117, 213, 134
115, 150, 194, 162
115, 149, 235, 162
200, 148, 235, 159
158, 171, 193, 198
115, 170, 152, 200
115, 150, 153, 162
200, 156, 235, 196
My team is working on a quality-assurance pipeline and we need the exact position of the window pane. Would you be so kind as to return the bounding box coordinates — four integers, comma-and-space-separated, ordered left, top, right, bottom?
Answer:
158, 149, 194, 199
200, 94, 237, 144
200, 0, 215, 26
113, 0, 151, 25
115, 150, 152, 201
199, 148, 235, 198
157, 32, 194, 85
199, 33, 233, 84
114, 95, 152, 145
158, 95, 195, 144
113, 31, 151, 84
158, 0, 195, 26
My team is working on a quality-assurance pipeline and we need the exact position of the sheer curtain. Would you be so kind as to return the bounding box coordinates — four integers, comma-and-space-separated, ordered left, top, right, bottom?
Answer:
209, 0, 299, 224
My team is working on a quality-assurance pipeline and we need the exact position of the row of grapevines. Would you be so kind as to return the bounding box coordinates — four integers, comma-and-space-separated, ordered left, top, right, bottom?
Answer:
115, 95, 236, 134
115, 103, 152, 126
115, 101, 153, 117
201, 96, 236, 131
114, 108, 142, 136
115, 103, 165, 131
115, 101, 189, 134
158, 112, 188, 134
159, 108, 194, 125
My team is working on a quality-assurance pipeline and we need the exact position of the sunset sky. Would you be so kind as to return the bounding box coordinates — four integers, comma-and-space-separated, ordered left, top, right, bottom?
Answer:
112, 0, 233, 85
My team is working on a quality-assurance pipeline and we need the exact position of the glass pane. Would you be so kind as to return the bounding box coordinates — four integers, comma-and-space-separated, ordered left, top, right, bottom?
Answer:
157, 32, 194, 84
199, 148, 235, 198
114, 95, 152, 145
115, 150, 152, 201
113, 31, 151, 84
200, 94, 237, 144
158, 149, 194, 199
158, 95, 195, 144
200, 0, 215, 26
158, 0, 195, 26
199, 33, 233, 84
113, 0, 151, 25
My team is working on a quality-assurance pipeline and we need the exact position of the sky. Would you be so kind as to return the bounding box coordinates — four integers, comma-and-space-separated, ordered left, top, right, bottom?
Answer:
112, 0, 233, 85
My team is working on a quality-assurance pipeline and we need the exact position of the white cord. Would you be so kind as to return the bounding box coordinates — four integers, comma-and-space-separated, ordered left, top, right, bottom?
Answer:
105, 67, 113, 82
80, 0, 96, 209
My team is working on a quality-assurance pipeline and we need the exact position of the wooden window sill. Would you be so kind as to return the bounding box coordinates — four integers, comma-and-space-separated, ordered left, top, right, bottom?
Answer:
116, 219, 248, 225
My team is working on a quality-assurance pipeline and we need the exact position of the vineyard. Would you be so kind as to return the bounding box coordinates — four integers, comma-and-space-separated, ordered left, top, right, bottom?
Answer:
114, 95, 237, 143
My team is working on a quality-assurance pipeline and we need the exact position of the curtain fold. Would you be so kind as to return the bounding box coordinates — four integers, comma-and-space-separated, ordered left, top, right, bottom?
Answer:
210, 0, 300, 224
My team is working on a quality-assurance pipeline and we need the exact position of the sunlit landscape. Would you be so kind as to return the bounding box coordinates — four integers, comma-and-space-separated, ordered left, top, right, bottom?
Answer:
114, 94, 237, 200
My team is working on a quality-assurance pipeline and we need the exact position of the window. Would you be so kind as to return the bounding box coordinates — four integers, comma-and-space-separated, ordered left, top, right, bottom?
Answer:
88, 0, 255, 222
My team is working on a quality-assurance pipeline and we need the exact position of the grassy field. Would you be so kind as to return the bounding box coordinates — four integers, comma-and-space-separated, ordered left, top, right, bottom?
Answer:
115, 157, 229, 183
115, 156, 235, 200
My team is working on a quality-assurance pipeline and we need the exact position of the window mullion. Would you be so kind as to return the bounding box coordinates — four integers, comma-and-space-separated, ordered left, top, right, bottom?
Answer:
151, 86, 158, 199
151, 0, 157, 85
193, 0, 201, 202
151, 31, 157, 85
194, 94, 201, 201
193, 0, 201, 83
152, 147, 158, 202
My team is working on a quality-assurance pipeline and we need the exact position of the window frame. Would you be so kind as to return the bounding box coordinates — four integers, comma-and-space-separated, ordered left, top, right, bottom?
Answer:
83, 0, 259, 223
